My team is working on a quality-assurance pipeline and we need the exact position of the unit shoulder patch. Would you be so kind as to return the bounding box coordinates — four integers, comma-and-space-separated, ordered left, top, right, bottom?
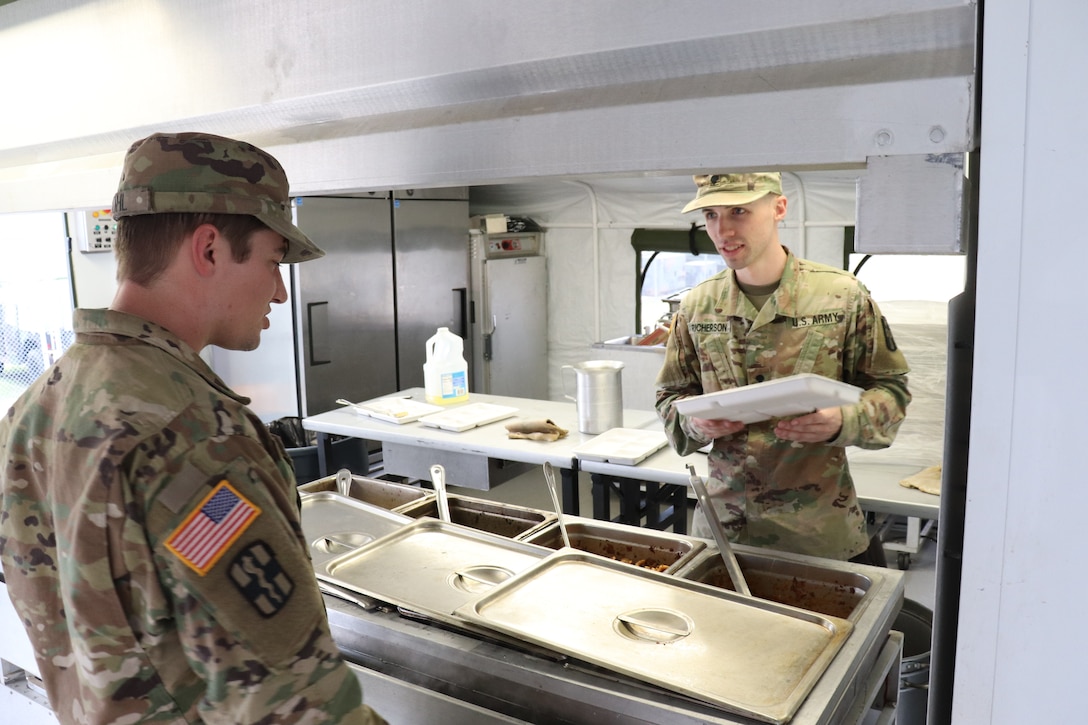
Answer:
165, 480, 261, 575
228, 540, 295, 617
880, 315, 899, 351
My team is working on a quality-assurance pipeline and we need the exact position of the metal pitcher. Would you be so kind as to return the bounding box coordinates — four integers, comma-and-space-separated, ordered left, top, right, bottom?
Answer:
561, 360, 624, 434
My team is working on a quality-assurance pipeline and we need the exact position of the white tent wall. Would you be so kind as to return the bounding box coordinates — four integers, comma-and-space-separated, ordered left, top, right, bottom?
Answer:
473, 177, 865, 370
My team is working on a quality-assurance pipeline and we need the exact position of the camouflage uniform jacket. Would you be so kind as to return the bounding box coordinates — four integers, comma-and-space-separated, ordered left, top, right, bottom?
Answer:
655, 251, 910, 560
0, 309, 384, 725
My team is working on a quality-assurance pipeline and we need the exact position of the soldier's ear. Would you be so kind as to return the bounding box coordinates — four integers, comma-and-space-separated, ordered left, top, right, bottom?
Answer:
189, 223, 222, 278
772, 194, 788, 222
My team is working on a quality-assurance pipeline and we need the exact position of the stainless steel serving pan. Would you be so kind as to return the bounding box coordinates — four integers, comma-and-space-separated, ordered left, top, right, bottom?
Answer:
298, 473, 431, 512
300, 492, 413, 570
455, 551, 853, 725
519, 517, 705, 574
398, 494, 555, 539
673, 547, 874, 622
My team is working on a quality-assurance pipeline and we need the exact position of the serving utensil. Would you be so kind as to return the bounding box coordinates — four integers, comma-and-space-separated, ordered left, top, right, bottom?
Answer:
542, 461, 572, 548
686, 464, 751, 596
335, 468, 353, 497
430, 464, 451, 523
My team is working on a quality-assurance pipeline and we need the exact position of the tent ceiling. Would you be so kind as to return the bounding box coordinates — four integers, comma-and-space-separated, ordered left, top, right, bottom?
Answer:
0, 0, 977, 212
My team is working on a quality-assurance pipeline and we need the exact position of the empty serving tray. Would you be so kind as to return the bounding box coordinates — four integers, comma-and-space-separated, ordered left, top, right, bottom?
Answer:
417, 403, 519, 432
673, 374, 862, 424
572, 428, 669, 465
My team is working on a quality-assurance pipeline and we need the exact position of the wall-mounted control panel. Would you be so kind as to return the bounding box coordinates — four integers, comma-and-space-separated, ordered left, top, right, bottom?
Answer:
483, 232, 541, 259
78, 208, 117, 253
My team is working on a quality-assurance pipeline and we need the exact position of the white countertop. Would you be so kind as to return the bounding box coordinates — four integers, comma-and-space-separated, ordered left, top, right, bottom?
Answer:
304, 389, 939, 521
303, 388, 659, 468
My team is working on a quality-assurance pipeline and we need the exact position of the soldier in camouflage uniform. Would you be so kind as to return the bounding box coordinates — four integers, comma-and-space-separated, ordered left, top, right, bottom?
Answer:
0, 132, 386, 724
656, 172, 910, 562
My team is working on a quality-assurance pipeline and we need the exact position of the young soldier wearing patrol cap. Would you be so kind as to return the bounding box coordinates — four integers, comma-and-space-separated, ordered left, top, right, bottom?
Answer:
0, 132, 386, 724
655, 172, 911, 563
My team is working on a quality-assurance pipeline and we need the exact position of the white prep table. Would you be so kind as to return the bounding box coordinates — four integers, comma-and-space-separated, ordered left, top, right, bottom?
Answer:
579, 431, 939, 566
301, 388, 659, 515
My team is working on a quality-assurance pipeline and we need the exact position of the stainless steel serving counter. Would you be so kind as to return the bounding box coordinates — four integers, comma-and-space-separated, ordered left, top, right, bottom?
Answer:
323, 534, 905, 725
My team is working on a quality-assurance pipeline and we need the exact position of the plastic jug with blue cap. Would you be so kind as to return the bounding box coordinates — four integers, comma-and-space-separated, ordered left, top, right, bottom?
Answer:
424, 327, 469, 405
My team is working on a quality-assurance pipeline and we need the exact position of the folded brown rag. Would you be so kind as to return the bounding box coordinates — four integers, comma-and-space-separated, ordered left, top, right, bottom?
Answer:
898, 465, 942, 496
505, 418, 569, 442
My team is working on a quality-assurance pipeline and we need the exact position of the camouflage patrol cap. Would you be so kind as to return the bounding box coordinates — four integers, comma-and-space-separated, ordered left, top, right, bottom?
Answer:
681, 172, 782, 213
112, 132, 324, 263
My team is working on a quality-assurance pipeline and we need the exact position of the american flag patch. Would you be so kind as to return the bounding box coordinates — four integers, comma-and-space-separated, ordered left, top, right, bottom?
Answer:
166, 480, 261, 576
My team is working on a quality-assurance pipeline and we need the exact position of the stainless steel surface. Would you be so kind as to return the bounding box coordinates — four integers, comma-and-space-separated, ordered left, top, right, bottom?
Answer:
324, 537, 905, 724
285, 429, 905, 721
687, 464, 751, 596
398, 494, 554, 539
347, 663, 528, 725
455, 551, 853, 724
469, 231, 548, 398
299, 492, 412, 570
521, 516, 704, 574
320, 518, 549, 621
318, 580, 379, 610
298, 473, 431, 511
393, 195, 472, 389
542, 462, 571, 548
295, 197, 397, 416
562, 360, 625, 434
431, 464, 451, 523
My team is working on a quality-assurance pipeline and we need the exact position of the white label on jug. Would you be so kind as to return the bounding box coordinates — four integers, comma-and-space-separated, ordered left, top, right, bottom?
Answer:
440, 370, 468, 399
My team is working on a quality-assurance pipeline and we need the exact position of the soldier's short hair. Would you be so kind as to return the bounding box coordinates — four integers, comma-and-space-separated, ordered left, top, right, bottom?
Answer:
115, 212, 267, 286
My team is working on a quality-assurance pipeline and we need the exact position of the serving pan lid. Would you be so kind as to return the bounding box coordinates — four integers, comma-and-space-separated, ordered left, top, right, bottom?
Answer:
454, 551, 853, 724
300, 492, 412, 569
319, 517, 550, 621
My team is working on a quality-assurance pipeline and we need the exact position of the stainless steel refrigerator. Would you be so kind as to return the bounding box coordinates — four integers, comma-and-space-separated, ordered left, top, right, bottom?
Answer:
210, 190, 470, 422
297, 190, 470, 417
469, 230, 548, 399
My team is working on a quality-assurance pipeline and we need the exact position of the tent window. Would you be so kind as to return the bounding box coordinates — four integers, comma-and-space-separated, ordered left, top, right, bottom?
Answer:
631, 226, 725, 334
0, 212, 74, 410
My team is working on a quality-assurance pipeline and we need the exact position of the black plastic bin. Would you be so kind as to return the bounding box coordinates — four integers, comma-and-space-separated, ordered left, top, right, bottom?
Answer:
268, 416, 369, 483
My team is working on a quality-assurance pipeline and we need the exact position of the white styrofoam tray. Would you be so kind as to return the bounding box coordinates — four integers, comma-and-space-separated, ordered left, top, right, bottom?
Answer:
347, 396, 443, 424
672, 374, 862, 424
418, 403, 519, 432
572, 428, 669, 465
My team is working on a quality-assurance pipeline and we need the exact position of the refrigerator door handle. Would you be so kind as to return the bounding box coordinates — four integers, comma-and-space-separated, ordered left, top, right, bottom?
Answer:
308, 301, 331, 366
484, 315, 497, 361
455, 287, 469, 340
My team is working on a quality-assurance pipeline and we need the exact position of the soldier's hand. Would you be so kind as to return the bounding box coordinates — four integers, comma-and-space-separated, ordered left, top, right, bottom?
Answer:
691, 416, 746, 440
774, 407, 843, 443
